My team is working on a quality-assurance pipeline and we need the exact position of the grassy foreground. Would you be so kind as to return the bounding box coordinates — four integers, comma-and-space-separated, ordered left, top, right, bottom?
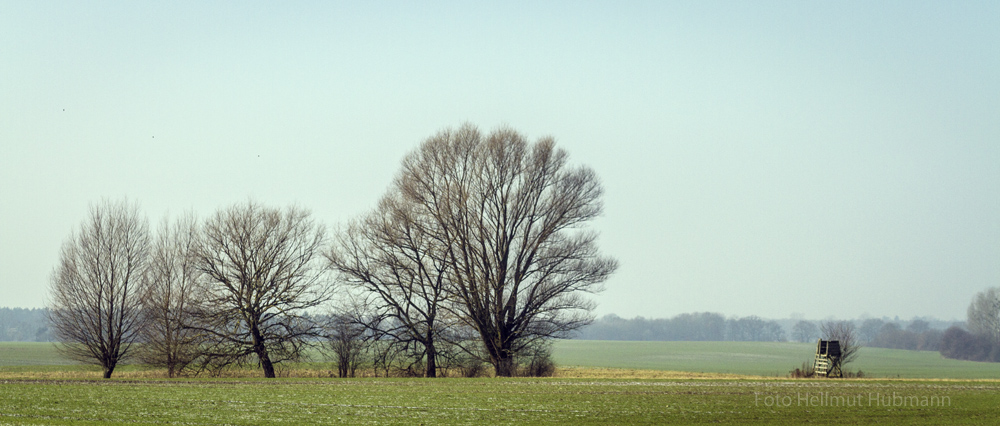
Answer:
0, 377, 998, 425
1, 342, 999, 424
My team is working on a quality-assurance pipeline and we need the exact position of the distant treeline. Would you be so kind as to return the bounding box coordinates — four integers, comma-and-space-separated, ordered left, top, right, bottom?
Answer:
0, 306, 961, 351
576, 313, 785, 342
0, 308, 53, 342
855, 318, 947, 352
576, 313, 958, 348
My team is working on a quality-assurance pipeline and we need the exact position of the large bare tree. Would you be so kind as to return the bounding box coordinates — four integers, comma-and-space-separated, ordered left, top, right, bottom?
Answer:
328, 195, 453, 377
191, 201, 330, 378
48, 199, 150, 378
137, 213, 203, 377
397, 124, 618, 376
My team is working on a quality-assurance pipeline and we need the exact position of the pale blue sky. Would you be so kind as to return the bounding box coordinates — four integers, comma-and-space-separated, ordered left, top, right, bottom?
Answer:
2, 1, 997, 320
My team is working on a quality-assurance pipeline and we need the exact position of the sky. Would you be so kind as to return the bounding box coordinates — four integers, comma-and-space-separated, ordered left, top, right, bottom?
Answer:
1, 1, 997, 321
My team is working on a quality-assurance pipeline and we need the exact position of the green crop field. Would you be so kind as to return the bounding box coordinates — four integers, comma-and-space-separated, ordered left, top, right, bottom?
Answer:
0, 377, 996, 425
3, 341, 1000, 379
552, 340, 1000, 379
0, 343, 74, 366
1, 341, 999, 424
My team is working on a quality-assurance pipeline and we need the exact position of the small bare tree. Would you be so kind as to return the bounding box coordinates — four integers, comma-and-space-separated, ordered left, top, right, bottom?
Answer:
821, 320, 861, 366
48, 199, 150, 378
328, 194, 452, 377
137, 214, 204, 377
327, 312, 367, 378
190, 201, 330, 378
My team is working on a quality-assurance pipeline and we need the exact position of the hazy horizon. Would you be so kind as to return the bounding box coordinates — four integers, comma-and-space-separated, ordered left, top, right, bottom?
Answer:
2, 2, 997, 321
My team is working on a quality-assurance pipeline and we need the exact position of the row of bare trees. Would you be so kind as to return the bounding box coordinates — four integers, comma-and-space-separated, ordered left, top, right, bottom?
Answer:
48, 124, 617, 378
49, 200, 330, 378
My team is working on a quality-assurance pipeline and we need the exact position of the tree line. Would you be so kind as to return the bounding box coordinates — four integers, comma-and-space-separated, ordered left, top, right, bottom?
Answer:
0, 308, 52, 342
578, 313, 786, 342
47, 124, 617, 379
580, 300, 1000, 367
579, 312, 959, 350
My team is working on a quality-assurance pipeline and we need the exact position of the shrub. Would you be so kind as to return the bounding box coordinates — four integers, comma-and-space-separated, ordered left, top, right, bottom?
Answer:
456, 357, 487, 378
940, 326, 997, 362
522, 349, 556, 377
789, 361, 815, 378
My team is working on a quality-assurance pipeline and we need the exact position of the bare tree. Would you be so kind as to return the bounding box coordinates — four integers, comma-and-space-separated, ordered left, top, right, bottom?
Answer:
48, 199, 150, 378
137, 213, 203, 377
190, 201, 330, 378
328, 195, 452, 377
397, 124, 618, 376
327, 312, 367, 378
821, 320, 861, 366
967, 287, 1000, 344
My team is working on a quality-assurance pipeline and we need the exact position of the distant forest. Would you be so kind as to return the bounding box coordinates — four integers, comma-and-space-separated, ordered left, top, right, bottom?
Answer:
578, 312, 783, 342
0, 308, 53, 342
0, 307, 961, 351
575, 312, 959, 352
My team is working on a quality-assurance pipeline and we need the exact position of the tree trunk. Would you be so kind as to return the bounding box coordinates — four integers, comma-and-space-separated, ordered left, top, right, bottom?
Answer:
252, 324, 276, 378
493, 342, 516, 377
494, 355, 515, 377
337, 353, 348, 378
166, 353, 176, 378
425, 339, 437, 378
260, 350, 276, 378
101, 357, 116, 378
486, 332, 515, 377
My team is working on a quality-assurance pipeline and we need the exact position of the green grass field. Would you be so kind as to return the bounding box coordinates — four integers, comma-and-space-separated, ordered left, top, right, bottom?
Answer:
552, 340, 1000, 379
0, 342, 76, 366
0, 377, 996, 425
4, 340, 1000, 379
1, 341, 998, 425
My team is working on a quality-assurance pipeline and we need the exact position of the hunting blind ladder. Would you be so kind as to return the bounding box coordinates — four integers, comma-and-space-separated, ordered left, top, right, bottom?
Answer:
814, 339, 843, 378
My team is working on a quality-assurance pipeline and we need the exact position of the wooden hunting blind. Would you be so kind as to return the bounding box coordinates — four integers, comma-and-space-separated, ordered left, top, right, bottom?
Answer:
814, 339, 843, 378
